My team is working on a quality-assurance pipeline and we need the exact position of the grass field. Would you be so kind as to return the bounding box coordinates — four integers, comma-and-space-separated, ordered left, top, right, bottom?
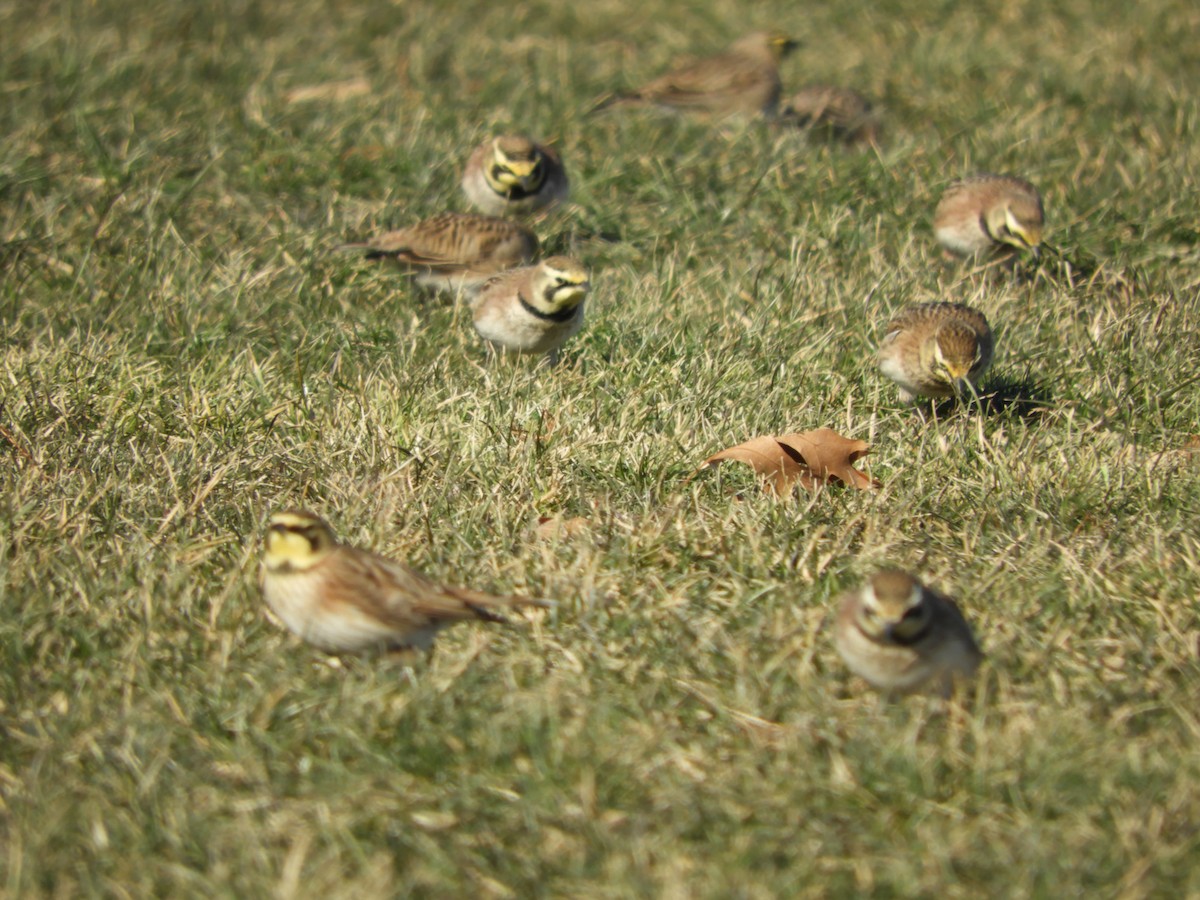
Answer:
4, 0, 1200, 895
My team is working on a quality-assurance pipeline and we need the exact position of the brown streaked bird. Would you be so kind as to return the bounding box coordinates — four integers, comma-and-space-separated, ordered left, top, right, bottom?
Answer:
461, 135, 570, 217
780, 85, 880, 145
877, 302, 994, 403
260, 509, 547, 653
340, 212, 538, 296
596, 30, 799, 119
835, 569, 983, 696
934, 174, 1045, 260
471, 255, 590, 365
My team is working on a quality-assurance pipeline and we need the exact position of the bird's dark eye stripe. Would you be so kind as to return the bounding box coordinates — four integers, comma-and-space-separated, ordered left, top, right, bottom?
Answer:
270, 522, 320, 542
493, 159, 540, 173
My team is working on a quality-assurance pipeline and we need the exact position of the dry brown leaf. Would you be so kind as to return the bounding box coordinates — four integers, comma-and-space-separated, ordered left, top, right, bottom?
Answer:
284, 78, 371, 105
536, 516, 591, 539
1142, 435, 1200, 473
702, 427, 879, 495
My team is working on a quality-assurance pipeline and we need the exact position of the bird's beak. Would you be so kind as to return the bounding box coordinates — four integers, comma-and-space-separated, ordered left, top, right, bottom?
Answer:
1018, 225, 1043, 256
946, 361, 970, 380
555, 283, 589, 305
943, 365, 972, 395
770, 35, 800, 58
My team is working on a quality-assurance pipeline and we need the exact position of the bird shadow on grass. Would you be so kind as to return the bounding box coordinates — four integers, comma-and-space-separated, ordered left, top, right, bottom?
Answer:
976, 375, 1054, 421
970, 374, 1053, 422
543, 224, 624, 256
1028, 246, 1144, 299
923, 375, 1053, 423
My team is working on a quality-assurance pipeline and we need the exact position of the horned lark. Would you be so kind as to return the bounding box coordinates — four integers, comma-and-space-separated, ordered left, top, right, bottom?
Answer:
934, 174, 1044, 260
340, 212, 538, 296
781, 85, 880, 145
260, 509, 545, 653
472, 255, 590, 364
835, 569, 983, 696
461, 135, 570, 217
598, 31, 799, 118
877, 302, 994, 402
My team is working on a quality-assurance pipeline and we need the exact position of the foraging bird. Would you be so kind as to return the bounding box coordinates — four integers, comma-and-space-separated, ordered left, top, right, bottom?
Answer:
461, 135, 570, 217
780, 85, 880, 145
260, 509, 546, 653
835, 569, 983, 696
596, 30, 799, 119
471, 256, 590, 364
340, 212, 538, 296
877, 302, 994, 403
934, 174, 1044, 260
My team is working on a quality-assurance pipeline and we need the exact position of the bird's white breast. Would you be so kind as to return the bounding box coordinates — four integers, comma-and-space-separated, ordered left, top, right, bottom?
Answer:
261, 566, 400, 652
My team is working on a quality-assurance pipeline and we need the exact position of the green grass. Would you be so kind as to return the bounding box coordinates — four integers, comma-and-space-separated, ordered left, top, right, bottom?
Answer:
4, 0, 1200, 895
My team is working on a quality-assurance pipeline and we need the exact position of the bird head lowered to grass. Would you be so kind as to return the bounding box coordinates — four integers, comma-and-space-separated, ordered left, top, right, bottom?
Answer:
594, 30, 800, 119
338, 212, 538, 297
934, 173, 1044, 261
877, 302, 994, 403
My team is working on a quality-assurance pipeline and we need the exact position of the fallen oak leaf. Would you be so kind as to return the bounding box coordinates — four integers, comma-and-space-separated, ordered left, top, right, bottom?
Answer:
777, 430, 879, 490
701, 427, 879, 495
702, 434, 807, 495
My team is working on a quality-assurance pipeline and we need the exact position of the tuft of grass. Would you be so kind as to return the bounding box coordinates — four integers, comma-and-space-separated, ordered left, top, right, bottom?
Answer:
4, 0, 1200, 895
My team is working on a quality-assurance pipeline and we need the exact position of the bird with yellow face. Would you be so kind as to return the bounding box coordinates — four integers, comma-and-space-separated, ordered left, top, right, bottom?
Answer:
471, 256, 591, 365
461, 135, 570, 217
260, 510, 546, 654
934, 174, 1045, 261
835, 569, 983, 696
877, 302, 994, 403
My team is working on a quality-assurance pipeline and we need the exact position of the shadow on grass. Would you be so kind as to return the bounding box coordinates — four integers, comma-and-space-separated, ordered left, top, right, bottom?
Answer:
1029, 246, 1144, 299
948, 247, 1142, 302
920, 375, 1053, 422
975, 374, 1054, 420
542, 224, 624, 256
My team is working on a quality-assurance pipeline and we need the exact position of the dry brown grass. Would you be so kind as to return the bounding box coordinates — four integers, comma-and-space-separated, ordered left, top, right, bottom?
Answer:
3, 0, 1200, 895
